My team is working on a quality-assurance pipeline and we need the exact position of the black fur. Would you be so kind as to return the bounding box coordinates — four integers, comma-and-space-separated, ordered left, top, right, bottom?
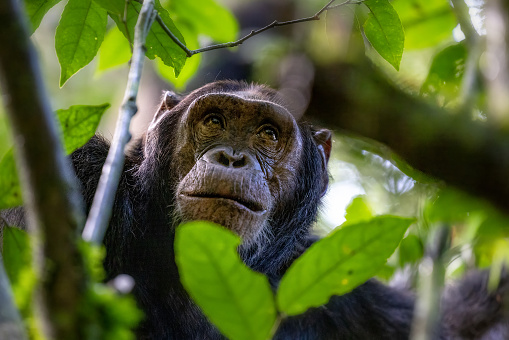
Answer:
3, 81, 509, 339
70, 81, 417, 339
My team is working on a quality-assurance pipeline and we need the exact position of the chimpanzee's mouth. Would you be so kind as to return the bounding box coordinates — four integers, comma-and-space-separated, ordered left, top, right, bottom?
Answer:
181, 193, 265, 213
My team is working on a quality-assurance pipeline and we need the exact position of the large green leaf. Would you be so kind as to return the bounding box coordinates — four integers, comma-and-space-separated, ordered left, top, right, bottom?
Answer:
111, 0, 187, 77
277, 216, 413, 315
165, 0, 238, 43
55, 0, 108, 86
392, 0, 456, 50
363, 0, 405, 71
56, 104, 109, 154
175, 221, 277, 340
421, 43, 467, 102
23, 0, 62, 33
0, 150, 22, 209
98, 25, 132, 72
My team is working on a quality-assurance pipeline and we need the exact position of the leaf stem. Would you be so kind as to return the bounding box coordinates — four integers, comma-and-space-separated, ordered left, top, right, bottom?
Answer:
82, 0, 156, 244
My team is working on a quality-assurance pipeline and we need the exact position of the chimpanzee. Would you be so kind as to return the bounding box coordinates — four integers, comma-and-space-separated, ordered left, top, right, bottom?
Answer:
3, 81, 509, 339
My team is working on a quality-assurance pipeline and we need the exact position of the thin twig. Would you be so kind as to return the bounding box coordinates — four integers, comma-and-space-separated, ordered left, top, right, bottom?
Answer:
151, 0, 362, 57
156, 15, 192, 57
82, 0, 157, 244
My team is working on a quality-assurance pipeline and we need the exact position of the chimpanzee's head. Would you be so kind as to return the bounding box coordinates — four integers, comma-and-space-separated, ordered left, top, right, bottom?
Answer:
141, 81, 331, 247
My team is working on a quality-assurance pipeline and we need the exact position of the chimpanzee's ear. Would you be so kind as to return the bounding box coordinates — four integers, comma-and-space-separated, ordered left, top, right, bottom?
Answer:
313, 129, 332, 165
313, 129, 332, 197
149, 91, 182, 129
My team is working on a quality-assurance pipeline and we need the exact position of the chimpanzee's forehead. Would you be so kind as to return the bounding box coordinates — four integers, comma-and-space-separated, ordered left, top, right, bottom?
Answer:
188, 92, 296, 124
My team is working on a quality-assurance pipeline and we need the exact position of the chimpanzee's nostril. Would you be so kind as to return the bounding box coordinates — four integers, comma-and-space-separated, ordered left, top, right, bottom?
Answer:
217, 152, 231, 167
232, 156, 246, 168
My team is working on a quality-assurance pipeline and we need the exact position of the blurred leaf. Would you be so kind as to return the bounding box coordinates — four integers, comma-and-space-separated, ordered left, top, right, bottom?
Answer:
111, 0, 187, 77
426, 188, 488, 224
156, 24, 200, 89
55, 0, 108, 86
79, 241, 106, 281
165, 0, 238, 43
93, 0, 124, 15
3, 227, 29, 284
392, 0, 456, 49
56, 104, 109, 154
3, 227, 36, 311
399, 234, 423, 266
364, 0, 405, 71
98, 25, 132, 72
489, 239, 509, 291
0, 150, 22, 209
23, 0, 62, 33
475, 215, 509, 268
82, 283, 143, 339
421, 43, 467, 102
175, 221, 277, 340
277, 216, 413, 315
343, 195, 373, 226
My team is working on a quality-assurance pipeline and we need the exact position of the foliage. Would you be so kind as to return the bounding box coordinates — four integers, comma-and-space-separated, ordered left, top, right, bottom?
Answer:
176, 213, 413, 338
0, 104, 108, 210
1, 0, 509, 339
78, 241, 143, 340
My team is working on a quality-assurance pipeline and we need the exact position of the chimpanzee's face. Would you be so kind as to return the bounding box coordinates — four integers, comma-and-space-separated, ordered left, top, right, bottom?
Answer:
173, 92, 303, 241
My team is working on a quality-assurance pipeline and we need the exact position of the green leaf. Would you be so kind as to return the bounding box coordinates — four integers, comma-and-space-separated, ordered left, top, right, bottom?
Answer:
343, 195, 373, 226
55, 0, 108, 86
0, 150, 22, 209
3, 227, 36, 311
23, 0, 62, 33
277, 216, 413, 315
92, 0, 124, 15
421, 43, 467, 101
175, 221, 277, 340
363, 0, 405, 71
98, 25, 132, 72
392, 0, 456, 50
156, 24, 200, 89
111, 0, 187, 77
56, 104, 109, 154
166, 0, 239, 43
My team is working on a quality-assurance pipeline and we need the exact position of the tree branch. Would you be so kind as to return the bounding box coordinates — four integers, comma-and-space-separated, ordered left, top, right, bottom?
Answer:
0, 0, 85, 338
307, 61, 509, 214
82, 0, 157, 244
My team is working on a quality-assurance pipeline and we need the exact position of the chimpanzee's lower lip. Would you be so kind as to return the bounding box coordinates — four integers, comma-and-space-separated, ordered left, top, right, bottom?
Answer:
180, 193, 266, 213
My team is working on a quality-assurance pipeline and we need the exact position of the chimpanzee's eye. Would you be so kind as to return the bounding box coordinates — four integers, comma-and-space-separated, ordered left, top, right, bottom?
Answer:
204, 114, 224, 129
258, 125, 278, 141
